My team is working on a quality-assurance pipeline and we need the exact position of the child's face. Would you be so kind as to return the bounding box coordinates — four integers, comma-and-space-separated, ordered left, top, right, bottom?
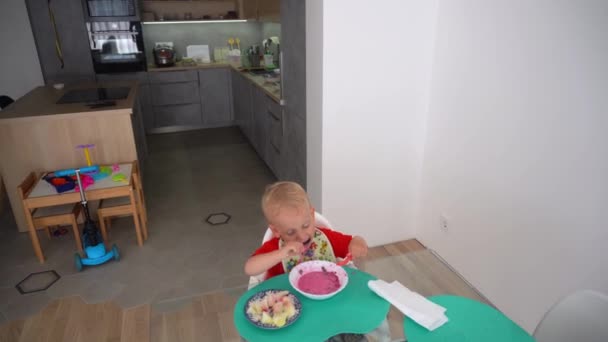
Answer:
269, 205, 315, 246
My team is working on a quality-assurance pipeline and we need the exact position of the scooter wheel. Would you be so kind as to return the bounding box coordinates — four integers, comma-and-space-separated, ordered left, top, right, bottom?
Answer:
74, 253, 83, 272
112, 244, 120, 261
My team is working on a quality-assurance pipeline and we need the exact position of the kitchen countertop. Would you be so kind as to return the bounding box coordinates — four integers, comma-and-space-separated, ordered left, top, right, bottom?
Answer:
148, 62, 281, 103
0, 81, 138, 124
147, 62, 232, 72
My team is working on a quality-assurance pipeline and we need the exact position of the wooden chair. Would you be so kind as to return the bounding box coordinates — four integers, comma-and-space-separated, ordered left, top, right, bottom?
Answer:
98, 164, 148, 246
17, 172, 83, 252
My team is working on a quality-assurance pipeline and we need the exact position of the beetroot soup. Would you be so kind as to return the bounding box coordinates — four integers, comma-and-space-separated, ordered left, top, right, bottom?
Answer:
297, 271, 341, 295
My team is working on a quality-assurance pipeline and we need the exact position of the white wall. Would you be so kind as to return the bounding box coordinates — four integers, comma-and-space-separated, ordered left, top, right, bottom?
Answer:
0, 0, 43, 100
417, 0, 608, 332
307, 0, 437, 246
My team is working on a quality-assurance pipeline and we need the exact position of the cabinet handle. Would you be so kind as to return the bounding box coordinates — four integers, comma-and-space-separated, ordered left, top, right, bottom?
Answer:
48, 0, 64, 69
279, 51, 285, 106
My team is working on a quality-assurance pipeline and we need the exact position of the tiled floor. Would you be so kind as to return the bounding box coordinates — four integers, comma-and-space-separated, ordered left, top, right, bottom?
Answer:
0, 127, 276, 322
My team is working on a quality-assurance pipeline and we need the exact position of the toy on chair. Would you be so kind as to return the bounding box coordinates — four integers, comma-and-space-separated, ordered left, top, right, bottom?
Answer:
54, 165, 119, 271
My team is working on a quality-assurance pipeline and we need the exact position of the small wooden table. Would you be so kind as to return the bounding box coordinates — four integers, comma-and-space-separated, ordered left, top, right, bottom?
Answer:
23, 163, 140, 263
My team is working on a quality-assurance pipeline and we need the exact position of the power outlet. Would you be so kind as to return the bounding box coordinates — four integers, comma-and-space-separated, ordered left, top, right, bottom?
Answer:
439, 214, 449, 232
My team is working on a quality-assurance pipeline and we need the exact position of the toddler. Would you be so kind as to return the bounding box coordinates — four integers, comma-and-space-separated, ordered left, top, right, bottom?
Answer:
245, 181, 368, 279
245, 182, 384, 342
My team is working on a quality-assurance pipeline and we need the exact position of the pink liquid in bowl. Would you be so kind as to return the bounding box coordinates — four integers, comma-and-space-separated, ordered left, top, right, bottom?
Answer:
297, 271, 341, 295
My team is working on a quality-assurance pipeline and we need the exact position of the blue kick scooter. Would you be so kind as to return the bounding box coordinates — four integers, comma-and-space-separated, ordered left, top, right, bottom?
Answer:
54, 166, 120, 271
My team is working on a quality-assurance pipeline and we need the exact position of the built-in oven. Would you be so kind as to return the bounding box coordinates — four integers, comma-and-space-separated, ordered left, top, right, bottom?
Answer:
86, 20, 147, 73
83, 0, 140, 21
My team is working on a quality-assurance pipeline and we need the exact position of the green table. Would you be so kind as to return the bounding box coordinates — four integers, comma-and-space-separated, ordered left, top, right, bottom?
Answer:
404, 295, 536, 342
234, 268, 390, 342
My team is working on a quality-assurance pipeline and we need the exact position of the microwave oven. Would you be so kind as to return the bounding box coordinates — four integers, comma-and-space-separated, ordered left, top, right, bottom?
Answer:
83, 0, 140, 21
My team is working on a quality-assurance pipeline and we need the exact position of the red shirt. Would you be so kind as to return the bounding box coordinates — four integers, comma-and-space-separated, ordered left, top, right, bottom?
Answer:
251, 227, 353, 280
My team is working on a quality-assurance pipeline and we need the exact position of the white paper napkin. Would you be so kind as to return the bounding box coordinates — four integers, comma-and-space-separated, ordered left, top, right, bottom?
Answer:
368, 279, 449, 331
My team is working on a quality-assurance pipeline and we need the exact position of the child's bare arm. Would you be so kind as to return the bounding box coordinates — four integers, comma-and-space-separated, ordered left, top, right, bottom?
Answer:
348, 236, 368, 258
244, 241, 305, 276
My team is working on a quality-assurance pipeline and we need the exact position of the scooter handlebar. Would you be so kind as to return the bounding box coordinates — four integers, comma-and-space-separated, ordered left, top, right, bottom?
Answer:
54, 165, 99, 177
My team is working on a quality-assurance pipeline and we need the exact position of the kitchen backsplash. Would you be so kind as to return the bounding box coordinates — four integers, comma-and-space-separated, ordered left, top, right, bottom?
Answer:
143, 22, 281, 63
262, 22, 281, 41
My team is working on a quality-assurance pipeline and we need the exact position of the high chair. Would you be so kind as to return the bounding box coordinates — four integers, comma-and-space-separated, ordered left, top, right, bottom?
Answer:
98, 163, 148, 246
17, 172, 83, 252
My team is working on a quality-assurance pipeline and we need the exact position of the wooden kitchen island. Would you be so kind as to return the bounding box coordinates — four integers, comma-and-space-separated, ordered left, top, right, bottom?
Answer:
0, 81, 147, 234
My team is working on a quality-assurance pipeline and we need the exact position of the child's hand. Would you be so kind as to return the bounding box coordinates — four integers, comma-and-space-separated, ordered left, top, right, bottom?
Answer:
348, 236, 368, 258
281, 241, 305, 259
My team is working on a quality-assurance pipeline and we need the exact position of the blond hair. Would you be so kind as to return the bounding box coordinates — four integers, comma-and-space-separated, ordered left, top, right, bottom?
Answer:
261, 181, 311, 223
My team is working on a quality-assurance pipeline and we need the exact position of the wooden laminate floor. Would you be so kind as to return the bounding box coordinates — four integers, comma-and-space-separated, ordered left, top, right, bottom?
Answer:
0, 239, 485, 342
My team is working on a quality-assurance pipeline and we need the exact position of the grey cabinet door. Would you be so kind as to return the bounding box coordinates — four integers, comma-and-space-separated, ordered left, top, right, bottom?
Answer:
148, 70, 203, 130
231, 71, 245, 132
232, 70, 254, 141
280, 0, 306, 120
268, 108, 282, 153
284, 112, 306, 187
280, 0, 306, 186
153, 103, 203, 127
252, 87, 269, 162
148, 70, 198, 84
231, 71, 243, 125
267, 107, 284, 179
26, 0, 95, 85
199, 68, 233, 126
151, 82, 200, 106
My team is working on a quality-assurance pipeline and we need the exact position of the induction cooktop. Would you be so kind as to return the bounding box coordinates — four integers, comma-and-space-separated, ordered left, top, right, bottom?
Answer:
56, 87, 130, 104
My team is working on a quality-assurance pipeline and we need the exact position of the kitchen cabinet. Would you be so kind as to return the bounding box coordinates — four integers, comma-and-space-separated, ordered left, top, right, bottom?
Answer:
95, 72, 154, 134
151, 82, 200, 106
280, 0, 307, 186
284, 111, 306, 186
247, 82, 286, 179
199, 68, 233, 126
236, 0, 279, 22
153, 103, 203, 127
148, 70, 198, 84
281, 0, 305, 121
266, 99, 285, 179
251, 86, 269, 162
148, 70, 202, 130
26, 0, 95, 85
257, 0, 280, 22
231, 70, 254, 141
141, 0, 236, 21
237, 0, 258, 20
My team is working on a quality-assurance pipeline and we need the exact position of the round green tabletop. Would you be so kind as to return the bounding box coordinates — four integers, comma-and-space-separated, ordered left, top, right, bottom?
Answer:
404, 295, 536, 342
234, 268, 390, 342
